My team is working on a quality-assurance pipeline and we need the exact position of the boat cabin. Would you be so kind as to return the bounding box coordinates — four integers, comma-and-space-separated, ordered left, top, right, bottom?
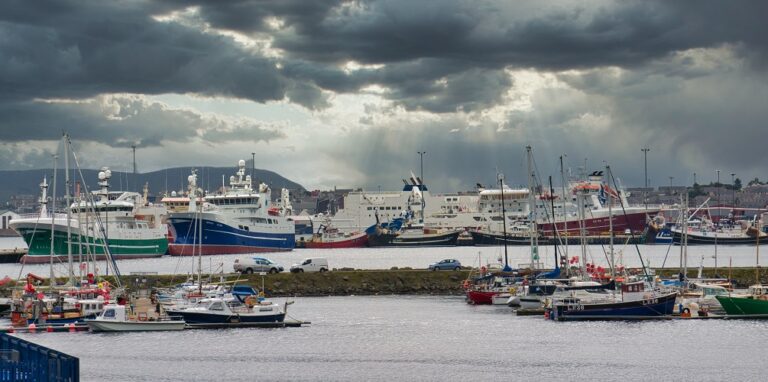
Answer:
748, 285, 768, 296
98, 305, 127, 321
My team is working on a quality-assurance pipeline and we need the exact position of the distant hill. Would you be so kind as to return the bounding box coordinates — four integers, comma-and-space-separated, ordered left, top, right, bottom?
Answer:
0, 166, 305, 205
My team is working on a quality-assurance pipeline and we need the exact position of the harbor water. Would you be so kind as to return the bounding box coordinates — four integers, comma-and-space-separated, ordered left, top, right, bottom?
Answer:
9, 295, 768, 382
0, 237, 764, 277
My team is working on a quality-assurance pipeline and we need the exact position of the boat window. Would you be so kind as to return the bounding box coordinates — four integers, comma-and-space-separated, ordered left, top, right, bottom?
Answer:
103, 309, 115, 318
209, 302, 225, 311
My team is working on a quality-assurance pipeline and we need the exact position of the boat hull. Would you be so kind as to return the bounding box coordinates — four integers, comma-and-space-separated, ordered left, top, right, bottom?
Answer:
466, 290, 498, 305
165, 310, 285, 324
167, 217, 294, 256
672, 230, 768, 245
369, 230, 461, 247
86, 320, 186, 332
715, 295, 768, 315
305, 233, 368, 249
470, 231, 532, 246
552, 292, 678, 321
13, 224, 168, 264
538, 210, 652, 236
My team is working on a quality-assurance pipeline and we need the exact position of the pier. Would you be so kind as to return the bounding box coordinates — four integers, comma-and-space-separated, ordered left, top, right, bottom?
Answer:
0, 248, 26, 264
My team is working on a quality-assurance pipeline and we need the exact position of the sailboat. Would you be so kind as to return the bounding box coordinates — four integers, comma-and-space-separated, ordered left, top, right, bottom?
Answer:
10, 134, 124, 326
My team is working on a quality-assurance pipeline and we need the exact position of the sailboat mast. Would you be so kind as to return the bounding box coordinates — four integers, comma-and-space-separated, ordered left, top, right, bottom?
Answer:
49, 154, 58, 287
756, 217, 760, 285
64, 135, 74, 285
560, 156, 568, 264
606, 165, 615, 281
499, 173, 509, 271
549, 176, 559, 269
578, 192, 587, 275
526, 146, 536, 268
197, 210, 203, 295
683, 192, 689, 283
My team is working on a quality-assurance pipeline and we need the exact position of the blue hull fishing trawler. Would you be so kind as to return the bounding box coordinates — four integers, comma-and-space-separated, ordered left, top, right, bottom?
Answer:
167, 160, 295, 256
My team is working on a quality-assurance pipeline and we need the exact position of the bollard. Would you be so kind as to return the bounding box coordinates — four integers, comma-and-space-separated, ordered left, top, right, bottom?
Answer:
28, 323, 36, 333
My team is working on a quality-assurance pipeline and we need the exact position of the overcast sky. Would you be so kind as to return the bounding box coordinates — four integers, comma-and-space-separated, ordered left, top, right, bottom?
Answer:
1, 0, 766, 192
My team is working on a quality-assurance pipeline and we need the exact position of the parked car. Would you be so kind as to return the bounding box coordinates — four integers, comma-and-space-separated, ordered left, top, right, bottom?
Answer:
233, 257, 284, 274
290, 257, 329, 273
428, 259, 462, 271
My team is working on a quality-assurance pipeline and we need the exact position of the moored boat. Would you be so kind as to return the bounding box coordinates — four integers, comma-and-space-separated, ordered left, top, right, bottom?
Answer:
165, 297, 286, 324
548, 281, 677, 321
715, 285, 768, 315
13, 170, 168, 264
86, 304, 185, 332
167, 161, 295, 256
305, 218, 368, 248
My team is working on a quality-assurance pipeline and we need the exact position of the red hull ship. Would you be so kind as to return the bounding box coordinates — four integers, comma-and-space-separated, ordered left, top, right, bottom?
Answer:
305, 231, 368, 249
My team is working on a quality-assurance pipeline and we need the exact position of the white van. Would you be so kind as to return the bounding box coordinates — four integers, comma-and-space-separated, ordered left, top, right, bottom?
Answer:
290, 257, 329, 273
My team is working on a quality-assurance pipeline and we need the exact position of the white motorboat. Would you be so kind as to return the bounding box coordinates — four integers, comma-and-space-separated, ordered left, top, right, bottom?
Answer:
86, 304, 186, 332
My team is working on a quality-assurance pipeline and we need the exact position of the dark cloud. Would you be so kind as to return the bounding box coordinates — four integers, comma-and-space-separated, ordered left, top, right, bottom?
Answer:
1, 0, 767, 187
0, 95, 284, 148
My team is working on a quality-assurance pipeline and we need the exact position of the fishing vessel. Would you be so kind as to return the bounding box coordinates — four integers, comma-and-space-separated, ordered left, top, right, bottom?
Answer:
671, 220, 768, 245
536, 171, 655, 237
12, 169, 168, 264
167, 160, 295, 256
305, 217, 368, 248
548, 281, 678, 321
86, 304, 186, 332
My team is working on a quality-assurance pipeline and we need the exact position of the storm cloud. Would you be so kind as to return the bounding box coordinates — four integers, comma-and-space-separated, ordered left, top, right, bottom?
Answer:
0, 0, 766, 190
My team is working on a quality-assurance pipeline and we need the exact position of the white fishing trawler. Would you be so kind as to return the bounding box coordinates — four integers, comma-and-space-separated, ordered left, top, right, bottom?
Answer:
12, 168, 168, 264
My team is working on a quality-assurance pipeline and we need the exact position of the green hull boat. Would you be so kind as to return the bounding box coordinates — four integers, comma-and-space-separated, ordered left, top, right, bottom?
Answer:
715, 295, 768, 315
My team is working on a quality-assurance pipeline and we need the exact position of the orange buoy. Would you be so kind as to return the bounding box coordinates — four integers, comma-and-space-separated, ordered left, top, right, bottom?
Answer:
46, 325, 53, 333
28, 323, 36, 333
68, 323, 76, 333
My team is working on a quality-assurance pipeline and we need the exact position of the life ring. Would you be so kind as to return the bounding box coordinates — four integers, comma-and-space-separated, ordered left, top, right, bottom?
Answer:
681, 307, 691, 318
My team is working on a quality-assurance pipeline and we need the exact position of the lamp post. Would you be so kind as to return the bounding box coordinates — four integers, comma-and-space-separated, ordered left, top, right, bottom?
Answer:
642, 148, 649, 210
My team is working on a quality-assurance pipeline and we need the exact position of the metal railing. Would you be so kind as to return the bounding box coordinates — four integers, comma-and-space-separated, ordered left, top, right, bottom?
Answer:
0, 333, 79, 381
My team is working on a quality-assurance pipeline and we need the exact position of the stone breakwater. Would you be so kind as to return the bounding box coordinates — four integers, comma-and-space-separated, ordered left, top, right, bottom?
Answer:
210, 267, 768, 296
14, 268, 768, 297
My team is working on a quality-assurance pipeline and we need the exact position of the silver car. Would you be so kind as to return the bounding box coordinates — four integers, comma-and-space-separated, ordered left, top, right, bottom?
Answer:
233, 257, 284, 274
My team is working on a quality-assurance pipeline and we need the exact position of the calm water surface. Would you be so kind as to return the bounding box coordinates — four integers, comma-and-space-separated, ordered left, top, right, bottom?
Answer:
10, 295, 768, 382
